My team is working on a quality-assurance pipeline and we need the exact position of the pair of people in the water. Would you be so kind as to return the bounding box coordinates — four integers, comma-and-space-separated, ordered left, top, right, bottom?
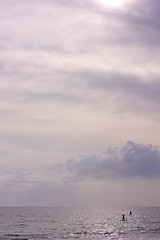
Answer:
122, 211, 132, 221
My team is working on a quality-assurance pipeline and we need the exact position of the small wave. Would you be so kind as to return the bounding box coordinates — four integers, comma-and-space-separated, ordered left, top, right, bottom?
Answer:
155, 227, 160, 232
5, 234, 20, 237
71, 230, 112, 237
11, 239, 28, 240
5, 235, 28, 240
72, 231, 86, 236
147, 227, 160, 233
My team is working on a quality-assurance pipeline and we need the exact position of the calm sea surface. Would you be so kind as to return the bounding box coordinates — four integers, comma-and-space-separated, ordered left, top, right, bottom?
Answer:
0, 207, 160, 240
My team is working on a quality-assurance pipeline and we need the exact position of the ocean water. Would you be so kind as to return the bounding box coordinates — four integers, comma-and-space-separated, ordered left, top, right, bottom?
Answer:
0, 207, 160, 240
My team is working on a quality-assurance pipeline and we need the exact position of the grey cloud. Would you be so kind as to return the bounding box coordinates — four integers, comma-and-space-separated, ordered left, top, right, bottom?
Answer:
1, 141, 160, 189
62, 141, 160, 180
117, 0, 160, 46
72, 70, 160, 117
129, 0, 160, 30
1, 67, 160, 118
83, 0, 160, 47
86, 71, 160, 101
53, 0, 160, 48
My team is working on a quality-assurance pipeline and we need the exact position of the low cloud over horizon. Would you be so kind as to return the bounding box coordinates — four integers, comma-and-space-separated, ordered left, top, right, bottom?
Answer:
0, 141, 160, 206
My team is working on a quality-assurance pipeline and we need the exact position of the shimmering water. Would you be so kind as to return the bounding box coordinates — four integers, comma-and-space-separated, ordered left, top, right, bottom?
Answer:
0, 207, 160, 240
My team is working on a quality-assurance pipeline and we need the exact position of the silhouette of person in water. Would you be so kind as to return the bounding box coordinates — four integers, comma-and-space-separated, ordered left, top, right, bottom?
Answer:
122, 214, 125, 221
130, 211, 132, 215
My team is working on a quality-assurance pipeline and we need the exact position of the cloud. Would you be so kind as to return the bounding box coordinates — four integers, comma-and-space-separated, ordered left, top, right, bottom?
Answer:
0, 0, 160, 179
0, 141, 160, 206
2, 141, 160, 192
98, 0, 160, 47
0, 168, 63, 191
61, 141, 160, 180
128, 0, 160, 33
65, 70, 160, 119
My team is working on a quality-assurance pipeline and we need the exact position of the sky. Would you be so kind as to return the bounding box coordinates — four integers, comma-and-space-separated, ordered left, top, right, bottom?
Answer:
0, 0, 160, 207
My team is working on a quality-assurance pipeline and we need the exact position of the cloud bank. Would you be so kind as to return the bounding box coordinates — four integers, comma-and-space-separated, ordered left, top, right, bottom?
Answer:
1, 141, 160, 191
62, 141, 160, 181
0, 141, 160, 206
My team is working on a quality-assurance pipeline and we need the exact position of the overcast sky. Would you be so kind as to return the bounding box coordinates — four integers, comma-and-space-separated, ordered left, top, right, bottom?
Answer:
0, 0, 160, 207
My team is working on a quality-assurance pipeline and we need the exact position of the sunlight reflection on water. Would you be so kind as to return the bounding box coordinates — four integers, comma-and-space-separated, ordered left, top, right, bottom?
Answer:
0, 207, 160, 240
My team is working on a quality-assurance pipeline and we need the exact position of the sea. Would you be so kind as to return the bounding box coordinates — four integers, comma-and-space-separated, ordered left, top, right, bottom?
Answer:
0, 207, 160, 240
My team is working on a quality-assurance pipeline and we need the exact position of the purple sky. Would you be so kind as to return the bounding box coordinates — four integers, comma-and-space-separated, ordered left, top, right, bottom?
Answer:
0, 0, 160, 207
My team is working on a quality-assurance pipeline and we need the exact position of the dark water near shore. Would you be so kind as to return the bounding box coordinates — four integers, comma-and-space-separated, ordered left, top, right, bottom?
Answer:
0, 207, 160, 240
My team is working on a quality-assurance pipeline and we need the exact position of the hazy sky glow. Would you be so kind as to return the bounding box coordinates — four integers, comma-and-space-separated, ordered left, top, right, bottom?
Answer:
0, 0, 160, 207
